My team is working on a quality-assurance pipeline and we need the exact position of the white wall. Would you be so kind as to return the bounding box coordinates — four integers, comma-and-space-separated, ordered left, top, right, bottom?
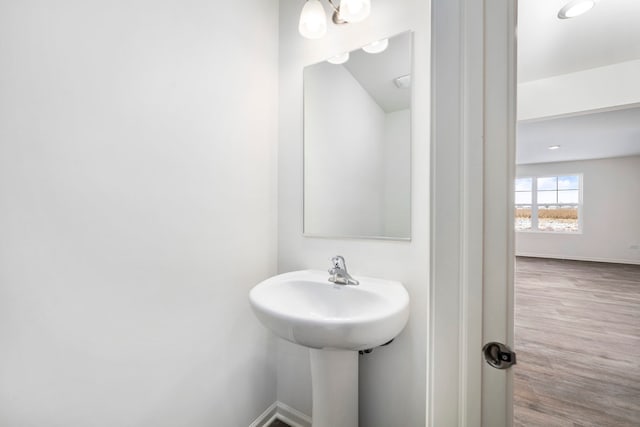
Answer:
0, 1, 279, 426
516, 156, 640, 264
383, 109, 412, 237
304, 62, 386, 237
278, 0, 429, 426
518, 60, 640, 121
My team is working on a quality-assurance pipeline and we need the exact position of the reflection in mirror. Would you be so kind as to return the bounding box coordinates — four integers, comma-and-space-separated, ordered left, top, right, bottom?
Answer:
304, 31, 412, 240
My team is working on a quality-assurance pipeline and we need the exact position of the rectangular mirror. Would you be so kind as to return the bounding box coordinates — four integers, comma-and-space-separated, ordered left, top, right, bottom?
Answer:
304, 31, 412, 240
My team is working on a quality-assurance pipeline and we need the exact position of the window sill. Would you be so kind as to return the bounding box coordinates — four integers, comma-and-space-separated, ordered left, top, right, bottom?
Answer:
516, 230, 583, 235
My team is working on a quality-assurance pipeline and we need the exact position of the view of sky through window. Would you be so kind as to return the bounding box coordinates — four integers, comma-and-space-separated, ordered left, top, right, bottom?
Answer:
515, 174, 581, 233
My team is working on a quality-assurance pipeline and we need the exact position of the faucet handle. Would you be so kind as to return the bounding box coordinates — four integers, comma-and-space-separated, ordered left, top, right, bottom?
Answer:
330, 255, 346, 270
327, 255, 358, 285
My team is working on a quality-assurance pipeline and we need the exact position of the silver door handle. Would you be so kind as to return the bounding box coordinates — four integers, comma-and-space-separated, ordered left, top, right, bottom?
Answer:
483, 341, 517, 369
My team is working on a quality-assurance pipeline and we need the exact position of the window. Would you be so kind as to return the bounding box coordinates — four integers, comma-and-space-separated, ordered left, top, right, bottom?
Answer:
515, 178, 533, 231
515, 175, 581, 232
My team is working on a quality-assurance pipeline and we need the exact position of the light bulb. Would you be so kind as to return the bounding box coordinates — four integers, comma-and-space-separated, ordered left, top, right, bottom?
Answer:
362, 38, 389, 54
558, 0, 596, 19
299, 0, 327, 39
327, 52, 350, 64
338, 0, 371, 23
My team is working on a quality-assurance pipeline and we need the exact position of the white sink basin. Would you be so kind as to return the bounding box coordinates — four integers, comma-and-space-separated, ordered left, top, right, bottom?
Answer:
249, 270, 410, 351
250, 268, 410, 427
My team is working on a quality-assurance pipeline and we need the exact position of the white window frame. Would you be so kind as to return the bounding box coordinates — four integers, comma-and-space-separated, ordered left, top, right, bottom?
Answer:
515, 174, 583, 233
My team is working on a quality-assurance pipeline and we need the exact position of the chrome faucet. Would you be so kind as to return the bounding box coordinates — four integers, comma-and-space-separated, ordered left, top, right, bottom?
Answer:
328, 255, 359, 286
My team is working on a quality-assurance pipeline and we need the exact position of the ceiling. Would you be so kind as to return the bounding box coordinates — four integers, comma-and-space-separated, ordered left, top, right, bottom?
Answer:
343, 31, 411, 113
518, 0, 640, 83
517, 106, 640, 164
517, 0, 640, 164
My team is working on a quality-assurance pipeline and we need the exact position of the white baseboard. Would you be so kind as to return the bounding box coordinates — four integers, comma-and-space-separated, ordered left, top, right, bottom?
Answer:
249, 403, 278, 427
249, 402, 312, 427
516, 252, 640, 265
274, 402, 312, 427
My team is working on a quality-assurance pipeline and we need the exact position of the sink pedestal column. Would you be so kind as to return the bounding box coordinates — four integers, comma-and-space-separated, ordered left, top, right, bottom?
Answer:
309, 349, 358, 427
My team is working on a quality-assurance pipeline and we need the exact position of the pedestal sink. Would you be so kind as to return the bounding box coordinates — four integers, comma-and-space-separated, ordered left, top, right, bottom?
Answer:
249, 269, 410, 427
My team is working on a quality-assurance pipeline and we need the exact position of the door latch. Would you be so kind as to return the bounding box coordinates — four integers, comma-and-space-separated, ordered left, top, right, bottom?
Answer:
482, 341, 517, 369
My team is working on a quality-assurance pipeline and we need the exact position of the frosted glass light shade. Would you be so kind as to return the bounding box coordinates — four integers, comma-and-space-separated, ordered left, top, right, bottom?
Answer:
338, 0, 371, 23
327, 52, 350, 64
362, 38, 389, 54
299, 0, 327, 39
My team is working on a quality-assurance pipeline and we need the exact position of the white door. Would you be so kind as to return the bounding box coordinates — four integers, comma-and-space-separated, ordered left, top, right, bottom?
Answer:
480, 0, 518, 425
429, 0, 517, 425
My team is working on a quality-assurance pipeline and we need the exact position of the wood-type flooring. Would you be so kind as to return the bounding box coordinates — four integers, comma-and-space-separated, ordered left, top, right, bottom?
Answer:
266, 257, 639, 427
514, 257, 640, 427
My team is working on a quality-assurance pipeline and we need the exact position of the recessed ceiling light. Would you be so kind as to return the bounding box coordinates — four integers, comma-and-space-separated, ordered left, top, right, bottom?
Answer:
548, 145, 561, 150
327, 52, 350, 65
558, 0, 597, 19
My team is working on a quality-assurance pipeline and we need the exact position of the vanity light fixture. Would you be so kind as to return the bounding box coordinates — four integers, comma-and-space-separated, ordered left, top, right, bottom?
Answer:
548, 145, 561, 150
337, 0, 371, 23
558, 0, 597, 19
298, 0, 372, 39
299, 0, 327, 39
362, 38, 389, 54
327, 52, 350, 64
